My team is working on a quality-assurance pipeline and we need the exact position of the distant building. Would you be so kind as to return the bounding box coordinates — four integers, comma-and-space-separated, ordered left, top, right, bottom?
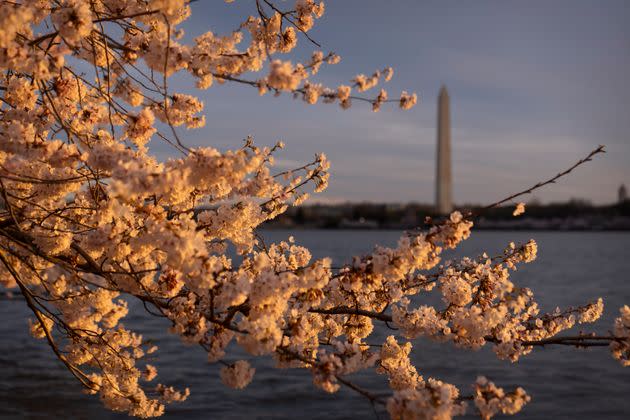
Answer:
619, 184, 628, 203
435, 85, 453, 214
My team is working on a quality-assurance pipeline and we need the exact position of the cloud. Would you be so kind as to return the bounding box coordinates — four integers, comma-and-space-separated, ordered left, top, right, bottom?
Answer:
147, 1, 630, 205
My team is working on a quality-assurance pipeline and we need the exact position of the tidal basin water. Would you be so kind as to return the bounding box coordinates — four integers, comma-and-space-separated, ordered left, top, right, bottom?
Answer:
1, 230, 629, 419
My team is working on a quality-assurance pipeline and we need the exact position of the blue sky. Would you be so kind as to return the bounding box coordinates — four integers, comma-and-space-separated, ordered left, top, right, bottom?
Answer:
158, 1, 630, 205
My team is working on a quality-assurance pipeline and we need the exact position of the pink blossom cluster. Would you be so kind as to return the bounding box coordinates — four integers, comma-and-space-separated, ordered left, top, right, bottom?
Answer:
0, 1, 625, 419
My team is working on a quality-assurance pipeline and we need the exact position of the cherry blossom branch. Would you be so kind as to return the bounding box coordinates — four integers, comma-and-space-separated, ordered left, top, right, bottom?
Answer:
478, 145, 606, 212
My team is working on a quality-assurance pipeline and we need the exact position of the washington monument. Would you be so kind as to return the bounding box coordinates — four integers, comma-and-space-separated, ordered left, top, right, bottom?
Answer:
436, 85, 453, 214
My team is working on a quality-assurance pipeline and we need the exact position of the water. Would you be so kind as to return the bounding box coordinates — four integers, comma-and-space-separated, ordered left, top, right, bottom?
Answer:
1, 231, 629, 419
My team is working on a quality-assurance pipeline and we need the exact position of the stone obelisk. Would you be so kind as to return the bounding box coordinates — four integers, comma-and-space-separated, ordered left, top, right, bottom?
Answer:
436, 85, 453, 214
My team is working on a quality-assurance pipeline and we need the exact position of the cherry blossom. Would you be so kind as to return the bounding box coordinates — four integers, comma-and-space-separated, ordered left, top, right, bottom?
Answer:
0, 1, 623, 419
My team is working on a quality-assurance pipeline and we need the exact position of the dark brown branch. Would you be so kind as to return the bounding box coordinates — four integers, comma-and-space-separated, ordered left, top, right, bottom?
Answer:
479, 145, 606, 212
309, 306, 393, 322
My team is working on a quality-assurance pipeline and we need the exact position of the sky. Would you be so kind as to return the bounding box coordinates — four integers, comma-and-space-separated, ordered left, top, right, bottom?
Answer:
157, 0, 630, 205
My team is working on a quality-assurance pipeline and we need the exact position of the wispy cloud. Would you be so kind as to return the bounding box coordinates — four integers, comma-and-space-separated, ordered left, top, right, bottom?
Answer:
158, 1, 630, 205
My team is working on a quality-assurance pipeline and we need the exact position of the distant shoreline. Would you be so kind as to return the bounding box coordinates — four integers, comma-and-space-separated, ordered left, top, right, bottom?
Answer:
260, 200, 630, 231
261, 225, 630, 232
